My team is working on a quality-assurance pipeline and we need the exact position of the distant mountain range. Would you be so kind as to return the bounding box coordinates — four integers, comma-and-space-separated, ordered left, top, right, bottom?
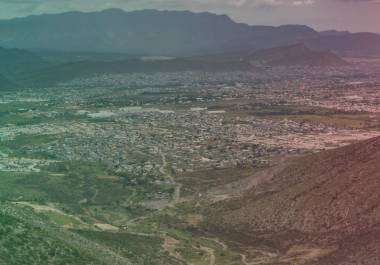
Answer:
0, 9, 379, 57
207, 136, 380, 264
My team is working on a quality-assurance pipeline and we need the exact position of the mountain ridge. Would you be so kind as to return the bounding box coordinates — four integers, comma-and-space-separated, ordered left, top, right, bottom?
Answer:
0, 8, 378, 56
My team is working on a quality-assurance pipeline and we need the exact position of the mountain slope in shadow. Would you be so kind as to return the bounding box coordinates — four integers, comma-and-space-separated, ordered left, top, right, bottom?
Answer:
249, 43, 348, 67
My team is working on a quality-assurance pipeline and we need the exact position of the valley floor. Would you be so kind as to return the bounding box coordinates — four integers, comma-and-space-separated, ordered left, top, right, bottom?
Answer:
1, 63, 380, 264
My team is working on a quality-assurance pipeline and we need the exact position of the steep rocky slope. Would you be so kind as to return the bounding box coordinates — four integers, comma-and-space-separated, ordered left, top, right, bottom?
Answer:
207, 136, 380, 264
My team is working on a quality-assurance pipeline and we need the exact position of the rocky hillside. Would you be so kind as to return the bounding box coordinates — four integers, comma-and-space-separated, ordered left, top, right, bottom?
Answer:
206, 136, 380, 264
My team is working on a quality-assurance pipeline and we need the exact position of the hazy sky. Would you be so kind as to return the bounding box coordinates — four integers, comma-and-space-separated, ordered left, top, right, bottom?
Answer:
0, 0, 379, 33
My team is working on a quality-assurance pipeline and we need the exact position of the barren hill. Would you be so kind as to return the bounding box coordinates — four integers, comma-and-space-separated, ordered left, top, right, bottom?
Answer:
206, 136, 380, 264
